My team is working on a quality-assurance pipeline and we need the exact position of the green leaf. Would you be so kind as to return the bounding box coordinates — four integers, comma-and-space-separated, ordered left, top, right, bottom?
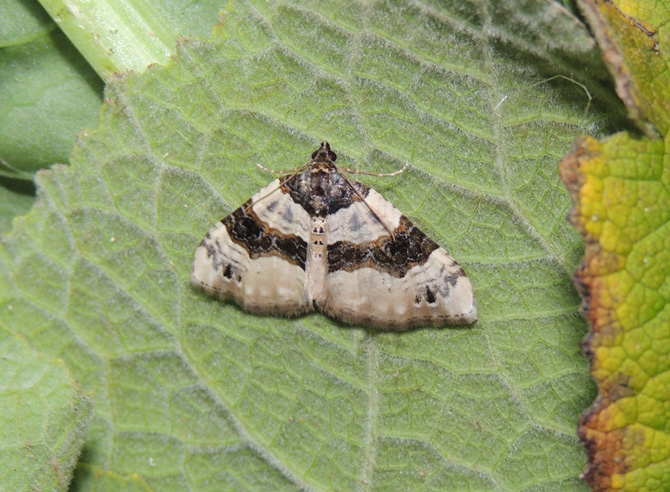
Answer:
0, 178, 34, 235
578, 0, 670, 136
562, 132, 670, 492
0, 1, 629, 490
0, 0, 53, 46
0, 331, 92, 491
71, 467, 154, 491
562, 2, 670, 490
0, 28, 103, 178
0, 0, 226, 178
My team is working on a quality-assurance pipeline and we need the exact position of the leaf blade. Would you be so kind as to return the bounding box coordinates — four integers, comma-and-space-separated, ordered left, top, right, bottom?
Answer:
1, 1, 619, 490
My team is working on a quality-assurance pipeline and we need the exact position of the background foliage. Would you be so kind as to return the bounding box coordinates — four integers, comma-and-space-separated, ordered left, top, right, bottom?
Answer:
0, 0, 638, 490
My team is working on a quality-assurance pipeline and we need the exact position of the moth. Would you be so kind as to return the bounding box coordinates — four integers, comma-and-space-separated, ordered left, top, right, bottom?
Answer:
192, 142, 476, 330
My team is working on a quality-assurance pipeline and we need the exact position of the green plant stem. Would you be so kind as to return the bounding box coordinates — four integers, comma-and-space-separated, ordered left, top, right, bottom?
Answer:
37, 0, 174, 76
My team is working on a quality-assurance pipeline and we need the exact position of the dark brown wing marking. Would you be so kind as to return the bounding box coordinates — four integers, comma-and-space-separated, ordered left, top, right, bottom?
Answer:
223, 202, 308, 269
327, 216, 446, 277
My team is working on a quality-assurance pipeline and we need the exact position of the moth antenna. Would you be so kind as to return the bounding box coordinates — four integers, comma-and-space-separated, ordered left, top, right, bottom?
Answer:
256, 163, 282, 174
337, 162, 410, 177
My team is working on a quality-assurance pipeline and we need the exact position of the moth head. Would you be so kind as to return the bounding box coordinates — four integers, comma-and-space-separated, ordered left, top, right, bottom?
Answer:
312, 141, 337, 162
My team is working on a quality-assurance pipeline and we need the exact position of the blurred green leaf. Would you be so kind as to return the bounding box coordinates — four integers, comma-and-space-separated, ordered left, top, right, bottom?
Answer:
0, 178, 34, 235
0, 0, 53, 46
0, 28, 103, 178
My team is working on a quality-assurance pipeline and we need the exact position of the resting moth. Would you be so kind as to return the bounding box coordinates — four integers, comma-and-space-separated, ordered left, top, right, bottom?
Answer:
192, 142, 476, 330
